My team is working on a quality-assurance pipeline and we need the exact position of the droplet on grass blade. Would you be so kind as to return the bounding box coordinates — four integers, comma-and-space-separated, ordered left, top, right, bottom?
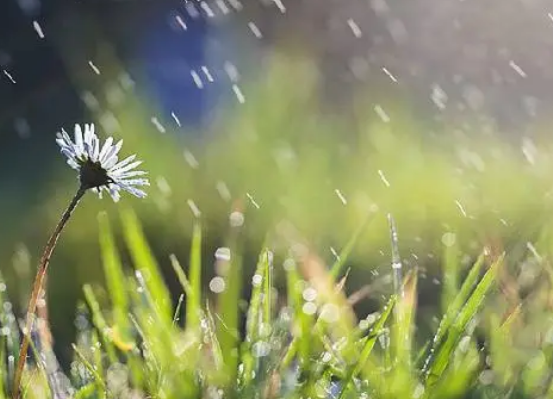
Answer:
302, 302, 317, 315
215, 247, 231, 262
209, 277, 226, 293
441, 232, 456, 247
302, 287, 317, 302
252, 341, 271, 357
252, 274, 263, 287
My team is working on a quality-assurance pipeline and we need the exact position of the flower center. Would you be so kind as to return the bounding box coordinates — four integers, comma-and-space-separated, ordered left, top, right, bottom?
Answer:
79, 159, 111, 189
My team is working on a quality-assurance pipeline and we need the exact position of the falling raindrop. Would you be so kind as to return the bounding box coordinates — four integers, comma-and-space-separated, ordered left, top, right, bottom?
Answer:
187, 199, 201, 218
32, 20, 44, 38
151, 116, 166, 133
335, 189, 347, 205
88, 61, 101, 75
374, 104, 390, 122
184, 150, 199, 168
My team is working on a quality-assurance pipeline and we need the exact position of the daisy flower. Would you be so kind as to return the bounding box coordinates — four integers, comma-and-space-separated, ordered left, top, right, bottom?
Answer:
56, 123, 149, 201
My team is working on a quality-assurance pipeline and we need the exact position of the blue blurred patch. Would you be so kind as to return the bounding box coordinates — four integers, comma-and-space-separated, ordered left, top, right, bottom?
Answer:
140, 8, 221, 130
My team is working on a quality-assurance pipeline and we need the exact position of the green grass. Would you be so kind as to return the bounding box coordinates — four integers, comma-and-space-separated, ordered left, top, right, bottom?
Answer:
4, 202, 549, 399
3, 52, 553, 399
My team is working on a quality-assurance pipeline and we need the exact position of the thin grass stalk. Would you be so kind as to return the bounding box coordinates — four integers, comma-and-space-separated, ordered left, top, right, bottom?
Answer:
13, 186, 86, 399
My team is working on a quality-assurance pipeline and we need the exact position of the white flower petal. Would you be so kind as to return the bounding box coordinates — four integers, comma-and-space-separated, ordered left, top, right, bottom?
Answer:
116, 170, 148, 179
110, 155, 136, 172
92, 136, 100, 162
99, 137, 114, 163
74, 124, 84, 156
84, 124, 95, 147
108, 185, 121, 202
118, 178, 150, 187
111, 160, 142, 175
67, 159, 80, 170
101, 140, 123, 169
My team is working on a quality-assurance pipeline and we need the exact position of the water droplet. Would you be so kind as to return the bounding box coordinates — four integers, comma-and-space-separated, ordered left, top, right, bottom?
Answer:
32, 20, 44, 38
374, 105, 390, 122
252, 274, 263, 287
184, 150, 199, 169
209, 277, 226, 293
248, 21, 263, 38
232, 84, 246, 103
320, 303, 340, 323
302, 302, 317, 315
187, 199, 201, 218
378, 169, 391, 187
347, 19, 362, 38
3, 69, 16, 83
88, 60, 101, 75
302, 287, 317, 302
252, 341, 271, 357
229, 211, 244, 227
441, 232, 456, 247
151, 117, 166, 133
335, 189, 347, 205
191, 70, 204, 89
215, 247, 231, 262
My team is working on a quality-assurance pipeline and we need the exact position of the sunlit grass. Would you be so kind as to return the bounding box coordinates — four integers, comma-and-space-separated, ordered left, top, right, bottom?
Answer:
3, 50, 553, 398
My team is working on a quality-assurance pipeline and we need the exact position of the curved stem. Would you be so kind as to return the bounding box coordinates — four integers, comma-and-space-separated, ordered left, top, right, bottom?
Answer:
12, 186, 87, 399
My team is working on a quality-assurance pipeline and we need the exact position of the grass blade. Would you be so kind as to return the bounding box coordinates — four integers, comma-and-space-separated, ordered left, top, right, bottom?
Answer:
187, 222, 202, 331
425, 254, 503, 386
421, 253, 485, 374
98, 212, 130, 340
338, 294, 396, 399
120, 207, 171, 324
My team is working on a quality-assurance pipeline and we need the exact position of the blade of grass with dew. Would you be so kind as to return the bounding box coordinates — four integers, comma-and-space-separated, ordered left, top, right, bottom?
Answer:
120, 207, 171, 324
393, 270, 418, 375
98, 212, 130, 343
72, 344, 106, 398
263, 249, 273, 330
201, 305, 227, 386
284, 257, 314, 369
216, 229, 242, 383
169, 255, 192, 299
82, 285, 117, 364
425, 254, 503, 387
187, 222, 202, 331
330, 212, 373, 279
91, 330, 107, 395
138, 272, 198, 397
241, 248, 271, 388
420, 253, 485, 373
338, 294, 396, 399
388, 214, 404, 299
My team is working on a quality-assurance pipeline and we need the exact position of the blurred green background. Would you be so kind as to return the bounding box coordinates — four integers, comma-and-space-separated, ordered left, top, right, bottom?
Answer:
2, 0, 553, 366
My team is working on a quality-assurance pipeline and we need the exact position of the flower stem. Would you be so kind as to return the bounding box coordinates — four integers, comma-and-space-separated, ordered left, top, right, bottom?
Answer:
12, 186, 87, 399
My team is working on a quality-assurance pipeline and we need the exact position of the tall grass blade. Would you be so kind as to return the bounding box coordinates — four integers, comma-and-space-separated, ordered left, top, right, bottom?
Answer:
338, 294, 396, 399
425, 254, 503, 386
97, 212, 130, 340
187, 222, 202, 331
120, 207, 171, 324
421, 253, 485, 374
